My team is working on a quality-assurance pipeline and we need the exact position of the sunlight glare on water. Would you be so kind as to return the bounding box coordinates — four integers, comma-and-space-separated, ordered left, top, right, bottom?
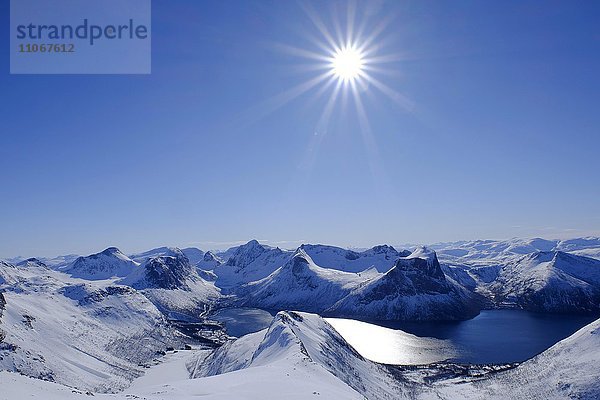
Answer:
325, 317, 457, 365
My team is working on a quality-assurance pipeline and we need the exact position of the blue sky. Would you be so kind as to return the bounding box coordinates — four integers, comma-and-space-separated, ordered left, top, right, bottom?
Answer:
1, 0, 600, 258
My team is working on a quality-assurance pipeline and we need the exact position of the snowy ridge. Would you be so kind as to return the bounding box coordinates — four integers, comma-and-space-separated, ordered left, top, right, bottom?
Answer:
301, 243, 409, 273
191, 311, 404, 399
241, 248, 367, 312
432, 237, 600, 266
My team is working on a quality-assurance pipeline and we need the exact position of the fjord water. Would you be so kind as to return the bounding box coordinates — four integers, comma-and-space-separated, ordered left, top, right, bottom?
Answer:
211, 307, 276, 338
212, 308, 596, 365
330, 310, 597, 364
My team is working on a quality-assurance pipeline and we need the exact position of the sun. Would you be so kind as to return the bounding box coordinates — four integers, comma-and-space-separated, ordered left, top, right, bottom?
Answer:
331, 46, 364, 82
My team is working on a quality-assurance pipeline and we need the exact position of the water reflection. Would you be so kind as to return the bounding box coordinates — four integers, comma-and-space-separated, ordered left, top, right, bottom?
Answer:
330, 310, 597, 364
210, 307, 275, 337
325, 317, 458, 365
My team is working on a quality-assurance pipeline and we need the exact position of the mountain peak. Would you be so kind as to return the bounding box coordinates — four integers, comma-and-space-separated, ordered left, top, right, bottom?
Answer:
203, 251, 219, 262
288, 249, 313, 276
368, 244, 397, 254
66, 248, 138, 280
101, 246, 121, 255
120, 251, 195, 290
16, 258, 48, 269
225, 240, 269, 267
392, 247, 444, 280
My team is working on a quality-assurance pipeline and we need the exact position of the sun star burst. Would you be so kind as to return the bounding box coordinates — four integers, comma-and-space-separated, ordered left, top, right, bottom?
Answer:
331, 46, 364, 82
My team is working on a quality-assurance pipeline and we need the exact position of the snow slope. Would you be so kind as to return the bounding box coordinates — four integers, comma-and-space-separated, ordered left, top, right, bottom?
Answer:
2, 311, 600, 400
490, 251, 600, 313
241, 248, 367, 312
16, 258, 49, 269
0, 261, 181, 392
431, 317, 600, 399
180, 247, 205, 266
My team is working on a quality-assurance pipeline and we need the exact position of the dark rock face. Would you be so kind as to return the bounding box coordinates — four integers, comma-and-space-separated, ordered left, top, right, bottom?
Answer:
515, 285, 600, 314
16, 258, 48, 269
62, 284, 137, 306
365, 245, 410, 258
0, 292, 6, 343
364, 252, 452, 302
329, 249, 483, 321
141, 253, 194, 290
391, 253, 448, 292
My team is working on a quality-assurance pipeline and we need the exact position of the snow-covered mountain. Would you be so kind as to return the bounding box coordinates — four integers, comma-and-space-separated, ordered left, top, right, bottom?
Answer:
191, 311, 600, 400
190, 311, 404, 399
489, 251, 600, 313
432, 237, 600, 266
118, 249, 221, 320
120, 249, 196, 290
195, 250, 223, 271
63, 247, 139, 280
240, 249, 366, 312
213, 241, 406, 289
0, 260, 183, 392
4, 254, 80, 269
227, 247, 483, 321
213, 240, 292, 287
329, 247, 483, 320
556, 237, 600, 259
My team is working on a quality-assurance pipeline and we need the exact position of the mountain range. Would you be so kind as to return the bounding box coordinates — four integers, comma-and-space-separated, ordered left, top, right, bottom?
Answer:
1, 236, 600, 398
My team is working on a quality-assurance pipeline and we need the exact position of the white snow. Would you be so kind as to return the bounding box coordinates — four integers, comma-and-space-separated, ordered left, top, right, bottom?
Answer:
3, 237, 600, 399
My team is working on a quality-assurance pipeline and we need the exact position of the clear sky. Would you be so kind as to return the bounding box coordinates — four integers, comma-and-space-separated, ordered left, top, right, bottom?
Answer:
1, 0, 600, 258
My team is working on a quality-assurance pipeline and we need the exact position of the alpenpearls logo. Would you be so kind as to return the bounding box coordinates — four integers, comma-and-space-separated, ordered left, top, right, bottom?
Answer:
10, 0, 151, 74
